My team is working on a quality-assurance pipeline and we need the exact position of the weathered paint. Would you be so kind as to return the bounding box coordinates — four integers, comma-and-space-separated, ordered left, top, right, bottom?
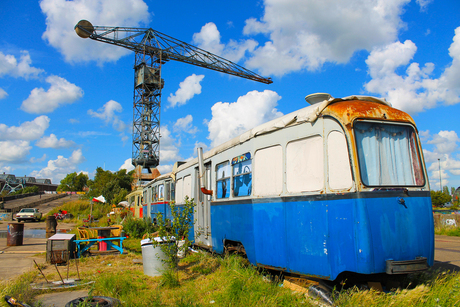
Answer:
171, 96, 433, 281
323, 100, 416, 129
323, 100, 428, 192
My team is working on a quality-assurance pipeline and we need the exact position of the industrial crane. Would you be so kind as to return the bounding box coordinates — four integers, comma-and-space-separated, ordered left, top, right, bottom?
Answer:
74, 20, 272, 185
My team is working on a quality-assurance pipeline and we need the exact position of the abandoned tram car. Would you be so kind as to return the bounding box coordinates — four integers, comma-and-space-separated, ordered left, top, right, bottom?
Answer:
143, 93, 434, 281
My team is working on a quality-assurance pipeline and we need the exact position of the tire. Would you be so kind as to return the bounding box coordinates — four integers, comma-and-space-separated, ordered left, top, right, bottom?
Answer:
65, 296, 120, 307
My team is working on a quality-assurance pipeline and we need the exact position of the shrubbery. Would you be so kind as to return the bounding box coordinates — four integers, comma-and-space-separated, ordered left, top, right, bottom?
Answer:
122, 215, 157, 238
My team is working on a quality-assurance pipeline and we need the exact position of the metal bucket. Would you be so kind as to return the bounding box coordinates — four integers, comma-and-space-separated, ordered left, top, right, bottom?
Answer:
46, 215, 57, 238
7, 223, 24, 246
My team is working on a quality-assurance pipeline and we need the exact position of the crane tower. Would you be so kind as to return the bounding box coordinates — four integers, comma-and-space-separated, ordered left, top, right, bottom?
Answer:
75, 20, 272, 185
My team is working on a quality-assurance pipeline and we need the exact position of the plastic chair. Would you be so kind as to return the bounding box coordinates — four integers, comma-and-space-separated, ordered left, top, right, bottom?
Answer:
110, 225, 123, 237
77, 228, 90, 240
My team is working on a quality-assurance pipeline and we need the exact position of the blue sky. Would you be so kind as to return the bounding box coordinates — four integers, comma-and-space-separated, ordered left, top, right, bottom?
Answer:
1, 0, 459, 190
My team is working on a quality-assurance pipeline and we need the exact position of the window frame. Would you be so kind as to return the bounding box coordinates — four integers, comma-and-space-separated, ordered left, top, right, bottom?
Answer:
353, 120, 425, 187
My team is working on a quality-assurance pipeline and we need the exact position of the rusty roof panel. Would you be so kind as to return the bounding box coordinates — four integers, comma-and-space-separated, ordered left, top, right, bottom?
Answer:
323, 100, 415, 128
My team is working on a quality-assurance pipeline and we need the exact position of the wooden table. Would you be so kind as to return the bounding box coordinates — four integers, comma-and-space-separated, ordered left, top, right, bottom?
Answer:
87, 226, 118, 237
85, 226, 119, 251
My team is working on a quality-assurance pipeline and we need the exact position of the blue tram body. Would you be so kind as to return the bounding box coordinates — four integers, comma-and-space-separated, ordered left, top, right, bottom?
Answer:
210, 192, 433, 280
144, 94, 434, 281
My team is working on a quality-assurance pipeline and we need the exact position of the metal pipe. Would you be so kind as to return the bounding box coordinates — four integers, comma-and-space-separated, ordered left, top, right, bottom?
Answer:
197, 147, 212, 195
33, 260, 49, 283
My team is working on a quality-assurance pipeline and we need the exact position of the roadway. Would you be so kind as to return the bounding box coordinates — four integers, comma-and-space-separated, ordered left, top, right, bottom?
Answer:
432, 235, 460, 272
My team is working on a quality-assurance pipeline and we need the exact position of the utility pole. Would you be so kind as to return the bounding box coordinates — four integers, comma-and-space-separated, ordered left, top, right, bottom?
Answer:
438, 158, 442, 191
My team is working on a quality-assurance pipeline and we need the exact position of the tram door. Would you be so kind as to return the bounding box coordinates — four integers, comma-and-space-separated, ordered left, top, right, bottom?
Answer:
195, 163, 212, 247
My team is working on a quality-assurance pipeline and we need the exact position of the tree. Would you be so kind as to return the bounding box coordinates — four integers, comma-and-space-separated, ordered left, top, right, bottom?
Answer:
58, 172, 88, 192
86, 167, 134, 204
431, 190, 451, 207
443, 186, 450, 195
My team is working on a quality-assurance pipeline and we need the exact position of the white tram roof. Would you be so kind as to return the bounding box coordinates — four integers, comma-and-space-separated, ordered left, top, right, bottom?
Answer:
176, 94, 389, 173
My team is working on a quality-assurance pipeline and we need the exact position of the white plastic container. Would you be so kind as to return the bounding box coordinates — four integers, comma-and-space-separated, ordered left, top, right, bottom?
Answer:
141, 238, 169, 276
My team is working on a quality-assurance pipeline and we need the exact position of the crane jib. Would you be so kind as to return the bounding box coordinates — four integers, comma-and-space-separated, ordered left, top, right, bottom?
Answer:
74, 20, 272, 185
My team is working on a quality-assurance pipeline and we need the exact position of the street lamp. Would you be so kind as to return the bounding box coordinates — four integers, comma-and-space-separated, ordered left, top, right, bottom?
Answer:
438, 158, 442, 191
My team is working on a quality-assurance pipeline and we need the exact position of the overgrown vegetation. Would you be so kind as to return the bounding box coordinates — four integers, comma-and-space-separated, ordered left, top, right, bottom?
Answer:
153, 197, 196, 273
122, 215, 157, 239
46, 199, 113, 223
3, 251, 460, 307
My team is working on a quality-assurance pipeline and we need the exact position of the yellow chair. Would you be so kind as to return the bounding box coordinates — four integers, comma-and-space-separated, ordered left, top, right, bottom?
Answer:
111, 225, 123, 237
77, 228, 90, 240
87, 228, 98, 239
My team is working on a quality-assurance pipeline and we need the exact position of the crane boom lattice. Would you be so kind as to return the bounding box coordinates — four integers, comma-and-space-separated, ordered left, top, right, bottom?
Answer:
75, 20, 272, 177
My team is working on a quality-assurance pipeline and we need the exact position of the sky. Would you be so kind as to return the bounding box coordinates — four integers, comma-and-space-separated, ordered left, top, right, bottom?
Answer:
0, 0, 460, 190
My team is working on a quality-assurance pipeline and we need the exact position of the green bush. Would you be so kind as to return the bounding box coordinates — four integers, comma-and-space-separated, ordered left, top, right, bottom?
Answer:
122, 215, 157, 238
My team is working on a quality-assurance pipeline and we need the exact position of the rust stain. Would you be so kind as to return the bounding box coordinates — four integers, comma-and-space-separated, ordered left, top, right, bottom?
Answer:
323, 100, 415, 130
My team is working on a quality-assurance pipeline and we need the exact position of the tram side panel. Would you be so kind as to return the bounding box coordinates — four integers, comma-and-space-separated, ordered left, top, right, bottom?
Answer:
179, 102, 433, 281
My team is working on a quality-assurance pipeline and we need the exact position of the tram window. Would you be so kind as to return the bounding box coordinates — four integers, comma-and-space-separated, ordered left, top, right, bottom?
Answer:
165, 182, 170, 201
286, 136, 323, 193
158, 184, 164, 201
254, 145, 283, 196
153, 185, 158, 202
232, 154, 252, 197
355, 121, 425, 186
176, 178, 183, 203
150, 186, 153, 202
328, 131, 352, 190
170, 182, 175, 202
216, 161, 230, 199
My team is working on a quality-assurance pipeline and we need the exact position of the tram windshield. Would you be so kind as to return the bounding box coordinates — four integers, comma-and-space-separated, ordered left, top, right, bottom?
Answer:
354, 121, 424, 187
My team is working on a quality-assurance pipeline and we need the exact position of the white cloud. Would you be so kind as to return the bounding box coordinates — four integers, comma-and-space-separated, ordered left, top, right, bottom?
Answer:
192, 22, 258, 63
173, 115, 198, 134
242, 0, 410, 76
0, 141, 32, 163
0, 165, 13, 174
30, 154, 48, 164
0, 51, 44, 79
157, 164, 173, 175
88, 100, 127, 132
422, 130, 460, 188
0, 88, 8, 99
119, 158, 135, 172
40, 0, 150, 64
193, 141, 208, 158
21, 75, 83, 114
207, 90, 283, 147
36, 134, 76, 149
364, 29, 460, 113
30, 149, 85, 184
0, 116, 50, 141
160, 125, 181, 163
167, 74, 205, 108
416, 0, 433, 11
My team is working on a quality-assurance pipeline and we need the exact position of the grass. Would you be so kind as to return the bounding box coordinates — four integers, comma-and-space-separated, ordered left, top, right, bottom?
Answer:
436, 226, 460, 236
2, 250, 460, 307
